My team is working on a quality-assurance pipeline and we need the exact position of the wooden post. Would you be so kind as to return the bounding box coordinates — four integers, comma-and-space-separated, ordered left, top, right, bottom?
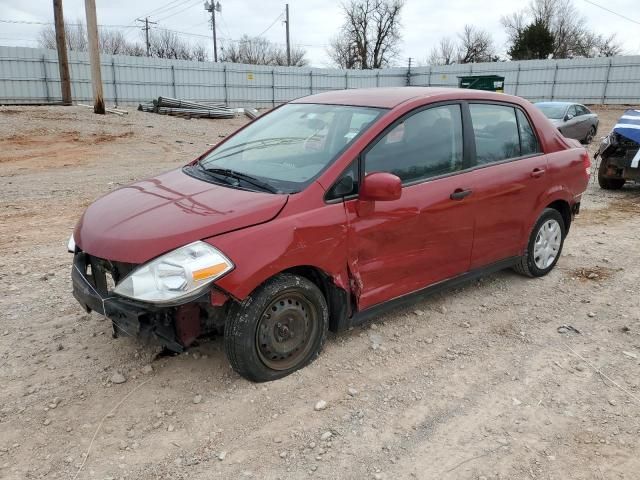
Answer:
53, 0, 72, 105
84, 0, 105, 114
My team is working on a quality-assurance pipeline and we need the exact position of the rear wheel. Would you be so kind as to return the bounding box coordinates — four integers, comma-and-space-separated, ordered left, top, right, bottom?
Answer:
583, 126, 596, 144
224, 273, 328, 382
598, 158, 625, 190
514, 208, 566, 278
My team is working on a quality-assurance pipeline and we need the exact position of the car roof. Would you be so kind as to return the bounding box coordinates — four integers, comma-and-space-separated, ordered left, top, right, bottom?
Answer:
535, 101, 575, 107
290, 87, 520, 109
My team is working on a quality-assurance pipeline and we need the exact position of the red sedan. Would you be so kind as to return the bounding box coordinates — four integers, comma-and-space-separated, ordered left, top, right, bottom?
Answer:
69, 87, 590, 381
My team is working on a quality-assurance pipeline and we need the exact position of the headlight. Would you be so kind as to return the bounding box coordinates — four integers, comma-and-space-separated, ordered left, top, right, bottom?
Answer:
68, 234, 76, 253
113, 241, 233, 304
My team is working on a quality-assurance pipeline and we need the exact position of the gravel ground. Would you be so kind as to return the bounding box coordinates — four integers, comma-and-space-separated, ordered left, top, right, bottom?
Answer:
0, 104, 639, 480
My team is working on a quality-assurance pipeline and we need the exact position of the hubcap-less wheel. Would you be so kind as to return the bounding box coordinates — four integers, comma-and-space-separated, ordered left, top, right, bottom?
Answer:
585, 127, 595, 144
533, 219, 562, 269
256, 292, 318, 371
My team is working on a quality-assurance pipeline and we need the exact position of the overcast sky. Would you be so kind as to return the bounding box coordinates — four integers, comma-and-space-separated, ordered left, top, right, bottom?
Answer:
1, 0, 638, 66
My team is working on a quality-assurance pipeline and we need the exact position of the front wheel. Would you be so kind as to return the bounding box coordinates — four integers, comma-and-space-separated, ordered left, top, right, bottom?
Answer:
513, 208, 566, 277
224, 273, 328, 382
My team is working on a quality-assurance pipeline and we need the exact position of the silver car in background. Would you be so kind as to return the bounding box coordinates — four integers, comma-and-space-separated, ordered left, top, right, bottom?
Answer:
535, 102, 599, 144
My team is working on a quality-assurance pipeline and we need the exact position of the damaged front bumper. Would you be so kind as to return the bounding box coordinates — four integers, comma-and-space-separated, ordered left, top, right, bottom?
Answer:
72, 252, 225, 351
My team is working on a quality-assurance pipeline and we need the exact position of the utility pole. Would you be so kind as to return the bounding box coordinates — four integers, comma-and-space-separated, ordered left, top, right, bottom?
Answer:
53, 0, 72, 105
406, 57, 412, 86
136, 17, 157, 57
285, 4, 291, 66
204, 1, 221, 62
84, 0, 104, 114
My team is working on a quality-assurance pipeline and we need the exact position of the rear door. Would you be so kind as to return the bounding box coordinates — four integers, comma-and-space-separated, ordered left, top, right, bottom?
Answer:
466, 103, 549, 269
344, 103, 476, 310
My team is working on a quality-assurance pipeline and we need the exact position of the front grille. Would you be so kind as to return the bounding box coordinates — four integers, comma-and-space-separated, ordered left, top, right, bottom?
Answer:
76, 252, 136, 296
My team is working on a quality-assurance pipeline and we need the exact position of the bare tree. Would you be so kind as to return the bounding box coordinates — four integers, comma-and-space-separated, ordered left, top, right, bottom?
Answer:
329, 0, 405, 69
502, 0, 622, 58
327, 34, 358, 69
220, 35, 308, 66
39, 19, 87, 51
457, 25, 496, 63
427, 37, 457, 66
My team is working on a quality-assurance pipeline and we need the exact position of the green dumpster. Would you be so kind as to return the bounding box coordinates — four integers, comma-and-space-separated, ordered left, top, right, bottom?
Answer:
457, 75, 505, 93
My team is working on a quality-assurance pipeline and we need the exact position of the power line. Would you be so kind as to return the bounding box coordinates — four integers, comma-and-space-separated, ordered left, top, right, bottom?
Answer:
256, 12, 284, 38
155, 0, 202, 23
582, 0, 640, 25
134, 0, 188, 21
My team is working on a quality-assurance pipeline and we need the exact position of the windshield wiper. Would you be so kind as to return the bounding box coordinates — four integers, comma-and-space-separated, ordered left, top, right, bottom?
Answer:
200, 166, 279, 193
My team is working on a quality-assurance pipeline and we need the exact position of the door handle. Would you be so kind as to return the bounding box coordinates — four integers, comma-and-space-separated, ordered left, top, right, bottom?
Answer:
450, 188, 472, 200
530, 168, 546, 178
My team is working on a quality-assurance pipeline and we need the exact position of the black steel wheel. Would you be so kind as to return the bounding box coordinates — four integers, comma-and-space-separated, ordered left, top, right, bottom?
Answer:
224, 273, 328, 382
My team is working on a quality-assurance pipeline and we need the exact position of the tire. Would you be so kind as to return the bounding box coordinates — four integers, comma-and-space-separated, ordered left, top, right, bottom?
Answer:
224, 273, 329, 382
598, 158, 625, 190
583, 126, 596, 144
513, 208, 566, 278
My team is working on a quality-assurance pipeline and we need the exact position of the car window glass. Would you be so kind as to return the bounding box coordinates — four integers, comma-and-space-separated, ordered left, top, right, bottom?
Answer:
576, 105, 589, 116
469, 104, 520, 164
516, 109, 540, 156
364, 104, 463, 184
326, 161, 358, 200
567, 105, 577, 117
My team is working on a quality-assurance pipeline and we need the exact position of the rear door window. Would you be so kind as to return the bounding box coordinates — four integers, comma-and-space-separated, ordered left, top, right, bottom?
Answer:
469, 104, 520, 164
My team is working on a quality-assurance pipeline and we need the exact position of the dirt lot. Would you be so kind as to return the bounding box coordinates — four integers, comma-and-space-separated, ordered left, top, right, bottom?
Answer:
0, 104, 639, 480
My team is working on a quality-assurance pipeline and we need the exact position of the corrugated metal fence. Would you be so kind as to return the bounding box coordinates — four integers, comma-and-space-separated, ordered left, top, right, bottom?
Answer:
1, 45, 639, 107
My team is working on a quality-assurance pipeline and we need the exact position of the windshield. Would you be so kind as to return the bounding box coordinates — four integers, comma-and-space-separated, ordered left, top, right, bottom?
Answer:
198, 103, 384, 193
535, 103, 568, 120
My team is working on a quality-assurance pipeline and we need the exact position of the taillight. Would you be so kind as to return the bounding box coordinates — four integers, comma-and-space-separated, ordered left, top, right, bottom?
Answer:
582, 150, 591, 177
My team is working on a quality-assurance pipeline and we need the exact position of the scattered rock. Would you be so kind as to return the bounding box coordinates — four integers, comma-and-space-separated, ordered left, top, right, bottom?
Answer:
43, 418, 51, 426
218, 451, 227, 461
193, 394, 203, 404
167, 424, 175, 432
512, 397, 522, 406
348, 387, 358, 397
622, 351, 638, 359
320, 431, 332, 441
587, 312, 596, 318
414, 309, 425, 316
141, 365, 153, 375
279, 451, 288, 458
110, 372, 126, 384
314, 400, 327, 411
608, 399, 617, 406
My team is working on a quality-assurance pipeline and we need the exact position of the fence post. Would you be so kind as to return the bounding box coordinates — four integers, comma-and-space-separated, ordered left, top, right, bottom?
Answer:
601, 58, 613, 105
550, 62, 559, 100
514, 63, 521, 96
345, 70, 348, 89
376, 70, 380, 87
111, 58, 118, 107
272, 68, 276, 108
171, 65, 176, 98
223, 64, 228, 106
426, 66, 431, 87
42, 55, 51, 103
309, 70, 313, 95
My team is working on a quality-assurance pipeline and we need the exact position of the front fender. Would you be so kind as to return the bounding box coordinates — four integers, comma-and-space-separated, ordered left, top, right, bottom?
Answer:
207, 196, 350, 302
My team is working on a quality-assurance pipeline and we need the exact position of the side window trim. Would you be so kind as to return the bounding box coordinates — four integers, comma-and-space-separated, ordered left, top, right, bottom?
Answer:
360, 101, 466, 187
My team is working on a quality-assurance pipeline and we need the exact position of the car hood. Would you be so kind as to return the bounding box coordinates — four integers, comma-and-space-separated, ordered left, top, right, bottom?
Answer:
75, 168, 288, 264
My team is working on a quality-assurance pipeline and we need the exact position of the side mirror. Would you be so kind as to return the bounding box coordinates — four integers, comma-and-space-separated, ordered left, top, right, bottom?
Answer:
360, 172, 401, 202
565, 113, 574, 121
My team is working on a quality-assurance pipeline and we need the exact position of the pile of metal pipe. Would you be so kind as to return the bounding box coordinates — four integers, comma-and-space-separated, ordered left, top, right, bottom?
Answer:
138, 96, 235, 119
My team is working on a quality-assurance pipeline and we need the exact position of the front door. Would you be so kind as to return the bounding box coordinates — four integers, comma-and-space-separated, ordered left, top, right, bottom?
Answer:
344, 103, 475, 310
